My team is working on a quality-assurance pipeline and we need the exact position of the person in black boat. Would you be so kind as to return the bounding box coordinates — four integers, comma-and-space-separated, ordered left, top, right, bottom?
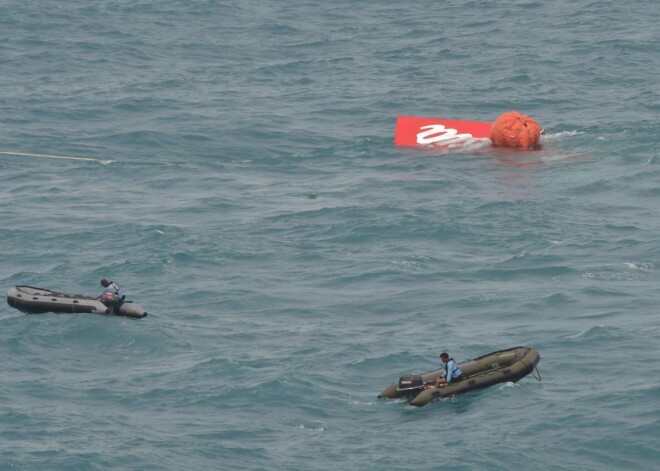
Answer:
434, 352, 463, 387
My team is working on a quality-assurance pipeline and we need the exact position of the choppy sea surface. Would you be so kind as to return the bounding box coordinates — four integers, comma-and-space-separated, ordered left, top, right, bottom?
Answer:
1, 1, 659, 470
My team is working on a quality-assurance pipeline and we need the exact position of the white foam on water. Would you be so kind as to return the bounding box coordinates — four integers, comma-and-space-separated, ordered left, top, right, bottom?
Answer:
0, 151, 113, 164
542, 130, 584, 140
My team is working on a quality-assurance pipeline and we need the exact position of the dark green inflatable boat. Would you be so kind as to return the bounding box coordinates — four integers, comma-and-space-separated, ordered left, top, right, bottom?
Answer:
378, 346, 540, 407
6, 285, 147, 319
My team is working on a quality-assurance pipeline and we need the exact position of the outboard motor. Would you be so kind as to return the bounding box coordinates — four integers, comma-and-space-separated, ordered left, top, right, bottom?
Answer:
101, 292, 122, 314
397, 374, 425, 394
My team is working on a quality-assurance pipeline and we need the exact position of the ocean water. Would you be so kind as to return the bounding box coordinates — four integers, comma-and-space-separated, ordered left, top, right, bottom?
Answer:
1, 1, 659, 470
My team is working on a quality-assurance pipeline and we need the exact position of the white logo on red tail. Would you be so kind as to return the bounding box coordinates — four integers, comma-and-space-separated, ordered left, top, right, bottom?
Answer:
416, 124, 473, 146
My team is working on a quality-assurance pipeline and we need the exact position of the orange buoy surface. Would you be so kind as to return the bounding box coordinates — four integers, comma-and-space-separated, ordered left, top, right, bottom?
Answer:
490, 111, 542, 149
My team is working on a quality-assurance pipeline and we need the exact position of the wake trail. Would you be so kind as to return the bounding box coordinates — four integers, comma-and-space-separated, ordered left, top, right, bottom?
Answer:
0, 151, 113, 164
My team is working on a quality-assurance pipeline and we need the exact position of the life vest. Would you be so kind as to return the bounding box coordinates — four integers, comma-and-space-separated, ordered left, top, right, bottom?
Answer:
104, 282, 125, 300
445, 358, 462, 381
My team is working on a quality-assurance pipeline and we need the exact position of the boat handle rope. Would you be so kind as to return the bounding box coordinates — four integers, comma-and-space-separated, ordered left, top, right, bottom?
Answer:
520, 357, 542, 382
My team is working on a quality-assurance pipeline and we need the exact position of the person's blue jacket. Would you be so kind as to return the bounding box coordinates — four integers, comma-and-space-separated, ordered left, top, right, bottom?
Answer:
445, 358, 462, 383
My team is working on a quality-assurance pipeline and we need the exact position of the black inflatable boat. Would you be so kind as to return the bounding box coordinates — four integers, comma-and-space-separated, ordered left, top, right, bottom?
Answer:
378, 346, 540, 406
6, 286, 147, 319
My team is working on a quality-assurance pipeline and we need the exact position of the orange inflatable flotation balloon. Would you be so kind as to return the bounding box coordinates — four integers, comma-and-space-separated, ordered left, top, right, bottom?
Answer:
490, 111, 542, 149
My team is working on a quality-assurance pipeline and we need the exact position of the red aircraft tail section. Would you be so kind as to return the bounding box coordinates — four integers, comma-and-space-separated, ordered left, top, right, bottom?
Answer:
394, 116, 492, 148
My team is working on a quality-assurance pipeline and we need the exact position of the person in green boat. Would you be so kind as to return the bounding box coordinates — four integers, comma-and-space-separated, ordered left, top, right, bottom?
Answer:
100, 279, 125, 301
434, 352, 463, 387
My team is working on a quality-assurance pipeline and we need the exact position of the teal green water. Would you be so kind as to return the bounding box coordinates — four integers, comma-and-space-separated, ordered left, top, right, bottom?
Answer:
1, 1, 659, 470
